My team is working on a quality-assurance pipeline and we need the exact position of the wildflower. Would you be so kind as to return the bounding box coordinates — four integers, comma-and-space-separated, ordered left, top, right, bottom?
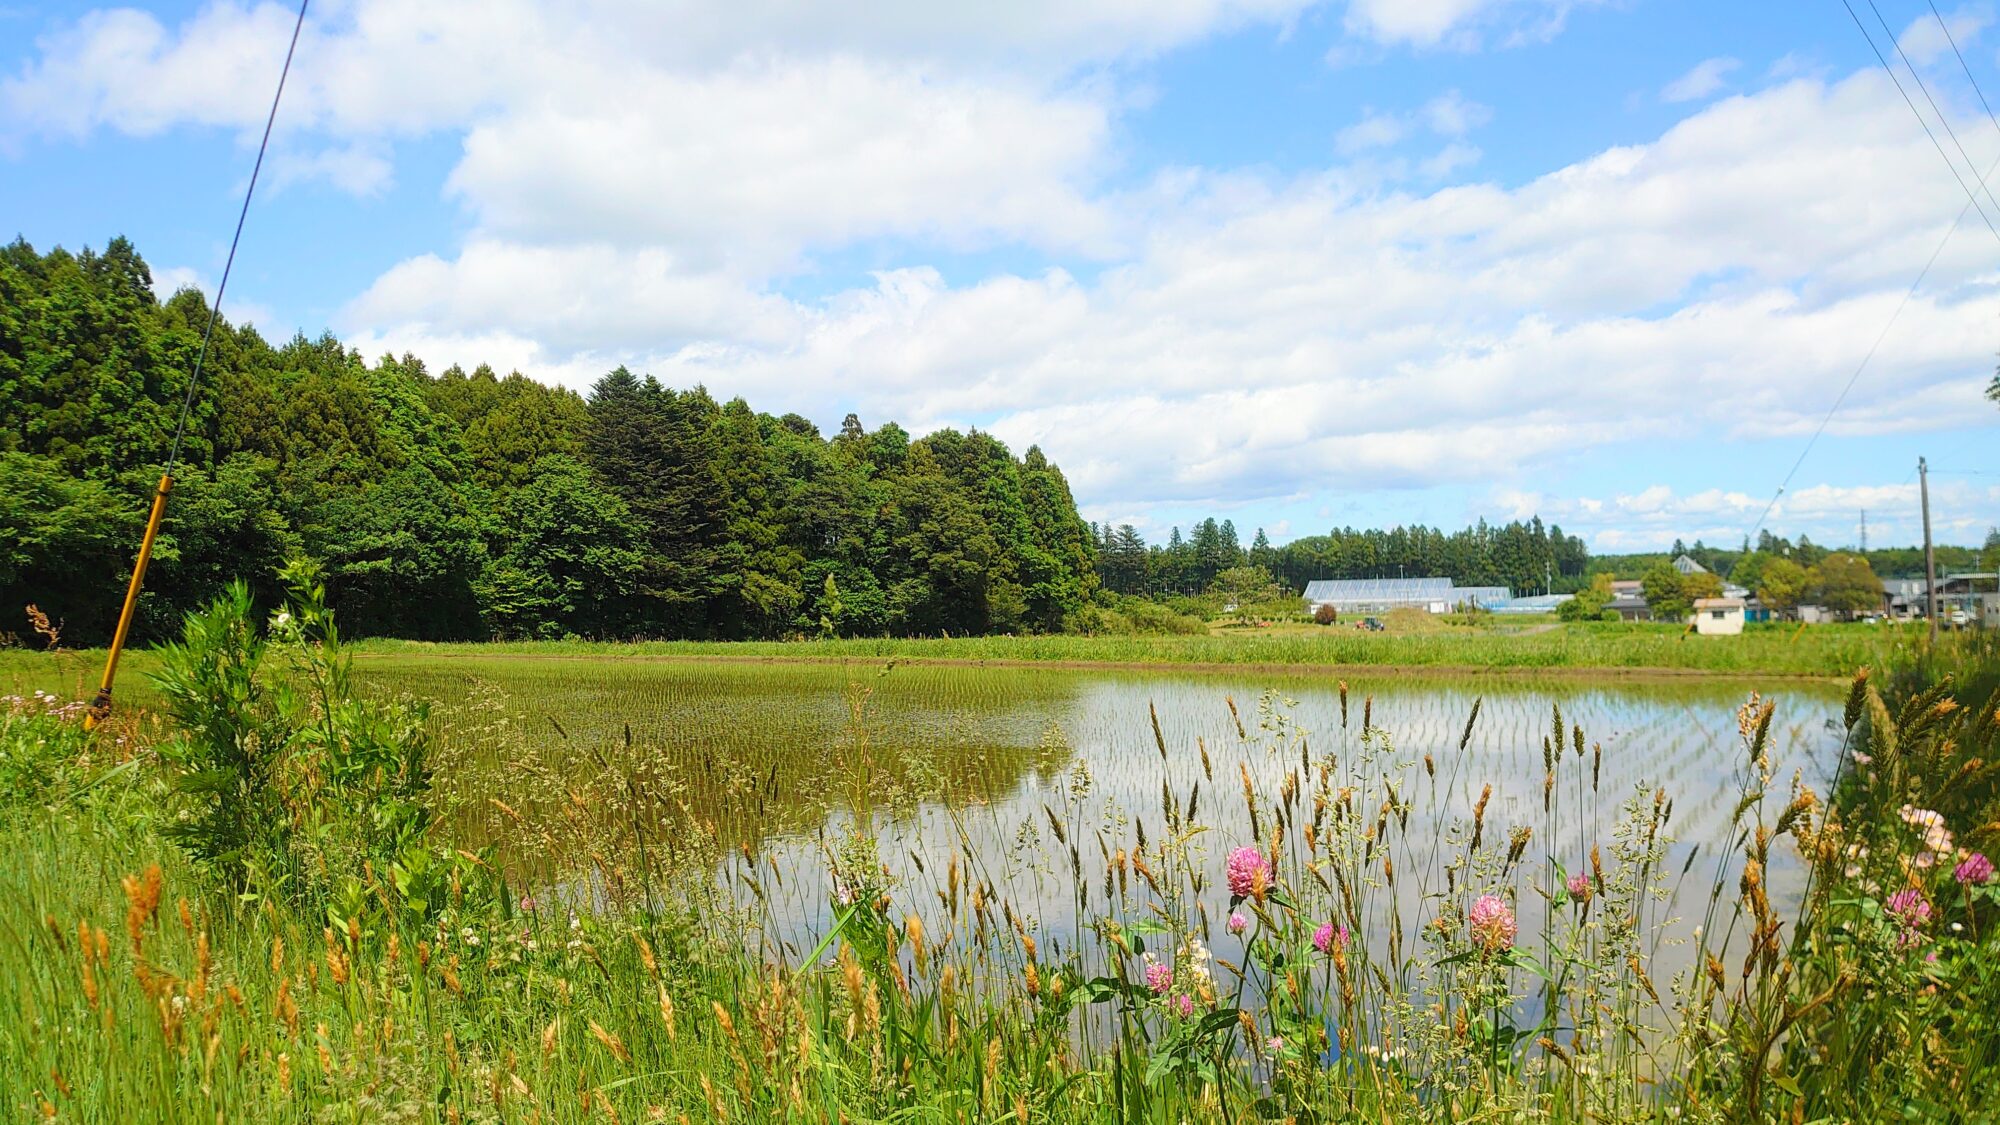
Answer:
1227, 912, 1248, 936
1312, 921, 1347, 956
1267, 1036, 1285, 1053
1225, 847, 1271, 899
1899, 806, 1945, 831
1467, 894, 1517, 954
1170, 993, 1195, 1019
1887, 887, 1933, 949
1143, 957, 1173, 995
1566, 871, 1590, 903
1955, 853, 1995, 886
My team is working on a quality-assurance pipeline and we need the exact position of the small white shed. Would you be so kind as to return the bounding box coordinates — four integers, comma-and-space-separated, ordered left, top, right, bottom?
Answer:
1693, 597, 1746, 636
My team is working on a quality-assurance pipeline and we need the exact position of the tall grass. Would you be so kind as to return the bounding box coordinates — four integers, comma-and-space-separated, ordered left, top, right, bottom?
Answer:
2, 587, 1995, 1122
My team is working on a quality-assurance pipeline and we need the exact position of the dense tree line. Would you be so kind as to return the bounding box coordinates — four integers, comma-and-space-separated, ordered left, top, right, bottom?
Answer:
1092, 516, 1591, 598
1591, 528, 1998, 584
0, 236, 1096, 643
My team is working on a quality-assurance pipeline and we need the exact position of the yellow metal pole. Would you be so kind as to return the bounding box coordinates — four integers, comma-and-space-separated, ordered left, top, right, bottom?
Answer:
84, 472, 173, 730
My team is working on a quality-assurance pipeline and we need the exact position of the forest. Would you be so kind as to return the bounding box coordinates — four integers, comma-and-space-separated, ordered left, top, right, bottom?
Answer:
0, 236, 1097, 643
1091, 517, 1592, 598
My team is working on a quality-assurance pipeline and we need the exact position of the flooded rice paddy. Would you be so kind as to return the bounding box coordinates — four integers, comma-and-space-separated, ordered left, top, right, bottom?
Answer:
371, 655, 1846, 996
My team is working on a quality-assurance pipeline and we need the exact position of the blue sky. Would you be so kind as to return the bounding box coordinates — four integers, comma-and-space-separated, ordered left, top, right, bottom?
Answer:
3, 0, 1998, 554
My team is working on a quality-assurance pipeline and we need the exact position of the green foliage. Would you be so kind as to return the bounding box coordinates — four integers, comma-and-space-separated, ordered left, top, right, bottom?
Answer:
479, 456, 645, 639
1758, 669, 2000, 1121
1756, 557, 1810, 613
1557, 573, 1614, 622
0, 237, 1097, 643
0, 695, 98, 817
1100, 515, 1590, 598
1639, 561, 1693, 620
1813, 552, 1880, 614
1208, 565, 1285, 622
151, 560, 441, 903
1065, 593, 1210, 635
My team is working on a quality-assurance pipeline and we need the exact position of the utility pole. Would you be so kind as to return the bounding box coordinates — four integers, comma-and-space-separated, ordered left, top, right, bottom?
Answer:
1921, 457, 1938, 643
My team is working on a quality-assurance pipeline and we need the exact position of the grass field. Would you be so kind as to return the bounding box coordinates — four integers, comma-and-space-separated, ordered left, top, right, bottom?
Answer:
345, 619, 1910, 678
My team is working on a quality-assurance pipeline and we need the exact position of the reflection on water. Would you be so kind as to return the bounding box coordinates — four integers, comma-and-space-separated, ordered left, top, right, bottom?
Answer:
374, 657, 1844, 1016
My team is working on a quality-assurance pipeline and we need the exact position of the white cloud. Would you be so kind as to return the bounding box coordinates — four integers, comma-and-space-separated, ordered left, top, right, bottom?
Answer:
337, 69, 2000, 514
1335, 109, 1409, 153
1512, 480, 2000, 552
444, 57, 1115, 270
1342, 0, 1596, 49
1423, 89, 1493, 134
1896, 5, 1990, 68
1336, 90, 1491, 156
270, 141, 393, 196
1661, 56, 1739, 103
0, 0, 1324, 141
9, 3, 1997, 538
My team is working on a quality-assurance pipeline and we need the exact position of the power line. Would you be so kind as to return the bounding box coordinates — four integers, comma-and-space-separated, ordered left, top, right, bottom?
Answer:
1927, 0, 2000, 134
1869, 0, 2000, 221
1743, 4, 2000, 548
1840, 0, 2000, 245
164, 0, 310, 472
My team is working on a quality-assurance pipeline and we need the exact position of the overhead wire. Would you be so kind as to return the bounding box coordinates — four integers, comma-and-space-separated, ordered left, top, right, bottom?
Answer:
1839, 0, 2000, 243
165, 0, 311, 472
85, 0, 310, 727
1740, 2, 2000, 550
1869, 0, 2000, 223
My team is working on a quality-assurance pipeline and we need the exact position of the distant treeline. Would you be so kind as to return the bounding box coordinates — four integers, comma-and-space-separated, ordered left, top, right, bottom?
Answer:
1092, 517, 1592, 597
0, 236, 1096, 643
1589, 530, 1997, 583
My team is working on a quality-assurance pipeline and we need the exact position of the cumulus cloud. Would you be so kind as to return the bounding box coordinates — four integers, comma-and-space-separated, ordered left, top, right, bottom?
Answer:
443, 58, 1115, 271
1502, 480, 2000, 552
335, 68, 2000, 515
1894, 5, 1990, 67
1661, 56, 1739, 103
1341, 0, 1598, 49
8, 1, 1995, 540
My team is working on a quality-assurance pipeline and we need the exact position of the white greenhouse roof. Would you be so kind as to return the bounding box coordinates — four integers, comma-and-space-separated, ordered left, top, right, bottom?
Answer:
1303, 577, 1453, 604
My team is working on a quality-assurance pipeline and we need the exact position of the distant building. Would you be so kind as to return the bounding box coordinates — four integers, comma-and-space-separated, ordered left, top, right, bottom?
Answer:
1491, 593, 1574, 615
1451, 586, 1514, 610
1610, 579, 1643, 597
1693, 597, 1746, 636
1672, 554, 1708, 576
1881, 577, 1927, 620
1303, 577, 1452, 615
1300, 578, 1514, 615
1606, 594, 1651, 622
1878, 574, 1997, 624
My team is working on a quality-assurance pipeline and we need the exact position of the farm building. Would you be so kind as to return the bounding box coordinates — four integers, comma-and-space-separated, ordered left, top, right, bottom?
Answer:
1606, 594, 1651, 621
1303, 577, 1453, 614
1451, 586, 1515, 610
1301, 578, 1514, 615
1492, 593, 1574, 615
1693, 597, 1745, 635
